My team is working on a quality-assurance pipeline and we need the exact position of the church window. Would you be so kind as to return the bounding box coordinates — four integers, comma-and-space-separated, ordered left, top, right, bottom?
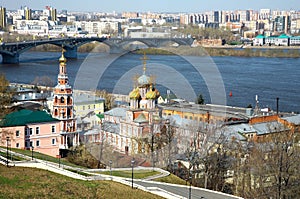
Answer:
61, 97, 65, 103
67, 96, 71, 104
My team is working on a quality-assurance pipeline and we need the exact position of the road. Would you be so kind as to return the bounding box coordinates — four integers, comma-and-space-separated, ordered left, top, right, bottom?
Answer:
129, 180, 241, 199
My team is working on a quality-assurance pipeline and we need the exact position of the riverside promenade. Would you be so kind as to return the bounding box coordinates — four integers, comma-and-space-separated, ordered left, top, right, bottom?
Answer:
0, 148, 243, 199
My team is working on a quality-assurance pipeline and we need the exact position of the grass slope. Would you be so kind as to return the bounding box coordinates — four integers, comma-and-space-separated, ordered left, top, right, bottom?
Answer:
0, 165, 162, 199
154, 173, 189, 185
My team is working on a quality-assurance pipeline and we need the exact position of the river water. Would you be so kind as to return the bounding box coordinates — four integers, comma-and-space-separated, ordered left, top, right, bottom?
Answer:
0, 51, 299, 113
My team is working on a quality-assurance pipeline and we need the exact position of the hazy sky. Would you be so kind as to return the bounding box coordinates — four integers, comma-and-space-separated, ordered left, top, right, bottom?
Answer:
2, 0, 299, 12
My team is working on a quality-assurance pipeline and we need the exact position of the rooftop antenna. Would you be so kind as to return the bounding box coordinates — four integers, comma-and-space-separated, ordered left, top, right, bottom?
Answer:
254, 95, 260, 116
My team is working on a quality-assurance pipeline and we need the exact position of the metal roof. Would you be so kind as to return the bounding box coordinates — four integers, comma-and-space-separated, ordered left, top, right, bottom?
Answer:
282, 114, 300, 125
0, 109, 58, 127
104, 107, 128, 118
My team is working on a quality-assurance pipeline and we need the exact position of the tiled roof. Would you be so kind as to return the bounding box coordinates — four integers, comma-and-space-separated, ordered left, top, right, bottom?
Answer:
0, 109, 58, 127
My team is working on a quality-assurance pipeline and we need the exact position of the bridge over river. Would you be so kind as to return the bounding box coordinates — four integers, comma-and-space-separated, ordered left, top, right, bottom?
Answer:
0, 37, 194, 63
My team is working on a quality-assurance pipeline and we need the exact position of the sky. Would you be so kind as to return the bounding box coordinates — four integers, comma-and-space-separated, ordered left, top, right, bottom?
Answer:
1, 0, 299, 13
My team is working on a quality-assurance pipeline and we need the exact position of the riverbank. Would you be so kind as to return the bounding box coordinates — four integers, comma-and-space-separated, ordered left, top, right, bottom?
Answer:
29, 43, 300, 58
134, 46, 300, 58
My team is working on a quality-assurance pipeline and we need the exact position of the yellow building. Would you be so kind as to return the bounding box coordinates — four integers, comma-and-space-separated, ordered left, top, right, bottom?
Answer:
160, 103, 251, 123
73, 98, 105, 117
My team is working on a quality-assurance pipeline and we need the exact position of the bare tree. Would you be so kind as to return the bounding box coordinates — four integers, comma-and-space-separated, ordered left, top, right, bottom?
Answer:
234, 124, 300, 199
95, 90, 115, 111
0, 74, 13, 118
31, 76, 54, 88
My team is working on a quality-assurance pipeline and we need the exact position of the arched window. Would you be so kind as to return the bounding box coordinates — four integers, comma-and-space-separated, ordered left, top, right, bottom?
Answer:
67, 96, 72, 104
54, 109, 58, 116
54, 96, 58, 103
67, 108, 71, 118
60, 97, 65, 103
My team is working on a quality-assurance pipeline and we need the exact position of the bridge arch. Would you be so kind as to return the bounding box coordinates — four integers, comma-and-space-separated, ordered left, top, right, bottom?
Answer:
0, 37, 194, 63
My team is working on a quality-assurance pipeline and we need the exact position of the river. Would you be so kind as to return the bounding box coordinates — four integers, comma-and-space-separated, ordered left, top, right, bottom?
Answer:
0, 51, 299, 113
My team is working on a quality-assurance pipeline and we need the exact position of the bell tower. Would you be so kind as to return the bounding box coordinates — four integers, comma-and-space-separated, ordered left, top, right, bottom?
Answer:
52, 49, 78, 149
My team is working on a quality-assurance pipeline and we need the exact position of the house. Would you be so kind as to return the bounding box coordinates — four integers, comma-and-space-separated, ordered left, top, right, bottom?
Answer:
253, 34, 265, 46
73, 91, 105, 117
0, 109, 61, 157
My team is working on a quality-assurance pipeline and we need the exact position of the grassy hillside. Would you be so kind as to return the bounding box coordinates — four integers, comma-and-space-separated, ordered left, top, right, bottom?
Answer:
0, 165, 162, 199
154, 173, 189, 185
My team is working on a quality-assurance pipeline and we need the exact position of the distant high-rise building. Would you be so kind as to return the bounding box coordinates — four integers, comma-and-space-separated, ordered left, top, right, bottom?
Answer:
0, 7, 6, 29
239, 10, 250, 22
25, 7, 32, 20
214, 11, 221, 23
273, 15, 291, 33
260, 9, 271, 20
50, 7, 57, 21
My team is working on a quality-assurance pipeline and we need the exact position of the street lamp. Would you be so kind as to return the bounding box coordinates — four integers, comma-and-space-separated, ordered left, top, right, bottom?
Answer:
31, 146, 34, 160
109, 160, 112, 177
188, 175, 192, 199
6, 137, 9, 167
131, 158, 135, 189
58, 151, 61, 168
166, 119, 171, 171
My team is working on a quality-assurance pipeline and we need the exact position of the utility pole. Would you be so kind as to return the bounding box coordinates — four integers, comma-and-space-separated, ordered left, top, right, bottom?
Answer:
131, 158, 135, 189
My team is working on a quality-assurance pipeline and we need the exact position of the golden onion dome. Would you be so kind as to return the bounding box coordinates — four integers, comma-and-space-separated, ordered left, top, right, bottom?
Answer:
146, 90, 156, 99
59, 50, 67, 63
146, 86, 159, 99
129, 88, 140, 99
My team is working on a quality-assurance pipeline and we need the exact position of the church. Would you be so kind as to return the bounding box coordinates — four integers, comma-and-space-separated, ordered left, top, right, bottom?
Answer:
85, 53, 163, 155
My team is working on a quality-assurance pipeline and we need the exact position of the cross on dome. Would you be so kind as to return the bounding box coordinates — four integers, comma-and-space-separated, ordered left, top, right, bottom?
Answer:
59, 48, 67, 63
140, 52, 149, 75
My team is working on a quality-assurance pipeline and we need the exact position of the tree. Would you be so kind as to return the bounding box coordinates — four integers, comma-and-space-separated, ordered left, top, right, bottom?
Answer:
0, 73, 13, 118
31, 76, 54, 88
157, 119, 177, 171
247, 132, 300, 198
233, 125, 300, 199
95, 90, 115, 111
181, 121, 228, 189
196, 94, 205, 104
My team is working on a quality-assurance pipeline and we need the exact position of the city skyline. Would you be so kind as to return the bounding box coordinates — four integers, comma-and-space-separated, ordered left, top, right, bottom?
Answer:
2, 0, 300, 13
